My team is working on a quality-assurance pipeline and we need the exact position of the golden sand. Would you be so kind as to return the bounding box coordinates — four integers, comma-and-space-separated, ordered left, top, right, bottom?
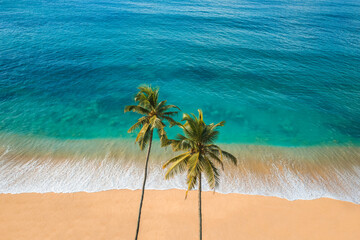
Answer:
0, 190, 359, 240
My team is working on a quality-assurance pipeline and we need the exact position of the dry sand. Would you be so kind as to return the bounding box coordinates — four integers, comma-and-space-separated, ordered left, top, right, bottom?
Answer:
0, 189, 359, 240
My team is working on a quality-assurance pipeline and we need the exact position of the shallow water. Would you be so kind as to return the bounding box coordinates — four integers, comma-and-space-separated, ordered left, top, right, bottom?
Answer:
0, 134, 359, 203
1, 0, 360, 202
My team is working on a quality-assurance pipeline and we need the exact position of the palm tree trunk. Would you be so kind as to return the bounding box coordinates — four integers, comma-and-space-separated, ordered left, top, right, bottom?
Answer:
198, 173, 202, 240
134, 129, 153, 240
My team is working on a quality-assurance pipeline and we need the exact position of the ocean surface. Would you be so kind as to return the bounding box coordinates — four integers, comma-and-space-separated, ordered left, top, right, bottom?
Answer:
1, 0, 360, 203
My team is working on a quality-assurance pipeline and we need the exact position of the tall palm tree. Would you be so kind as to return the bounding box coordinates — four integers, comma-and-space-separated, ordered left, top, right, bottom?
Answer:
163, 110, 237, 240
124, 85, 180, 240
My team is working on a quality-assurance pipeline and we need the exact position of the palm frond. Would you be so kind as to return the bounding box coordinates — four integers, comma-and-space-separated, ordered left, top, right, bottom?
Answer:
198, 109, 204, 122
134, 85, 159, 109
187, 152, 200, 180
124, 105, 150, 115
138, 127, 152, 150
162, 116, 180, 127
202, 157, 219, 189
221, 150, 238, 165
135, 123, 150, 142
164, 154, 191, 179
170, 134, 192, 151
159, 104, 181, 113
185, 174, 198, 199
162, 111, 179, 117
156, 100, 167, 111
149, 115, 165, 130
185, 153, 201, 198
127, 116, 147, 133
157, 127, 170, 147
206, 150, 224, 170
201, 128, 219, 143
163, 152, 190, 168
211, 120, 226, 129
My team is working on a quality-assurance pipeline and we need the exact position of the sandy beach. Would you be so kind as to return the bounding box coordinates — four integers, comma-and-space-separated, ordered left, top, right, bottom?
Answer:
0, 189, 359, 240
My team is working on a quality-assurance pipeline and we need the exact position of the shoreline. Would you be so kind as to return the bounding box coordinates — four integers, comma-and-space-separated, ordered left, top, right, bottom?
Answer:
2, 187, 359, 205
1, 136, 360, 204
1, 189, 359, 240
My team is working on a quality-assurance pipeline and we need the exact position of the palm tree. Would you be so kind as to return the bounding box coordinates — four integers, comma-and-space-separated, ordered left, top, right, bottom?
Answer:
163, 110, 237, 240
124, 85, 180, 240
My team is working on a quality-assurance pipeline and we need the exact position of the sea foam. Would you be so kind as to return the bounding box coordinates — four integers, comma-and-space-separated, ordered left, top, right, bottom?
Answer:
0, 135, 359, 204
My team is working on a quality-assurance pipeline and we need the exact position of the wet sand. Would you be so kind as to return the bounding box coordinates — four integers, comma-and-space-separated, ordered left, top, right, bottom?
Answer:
0, 189, 359, 240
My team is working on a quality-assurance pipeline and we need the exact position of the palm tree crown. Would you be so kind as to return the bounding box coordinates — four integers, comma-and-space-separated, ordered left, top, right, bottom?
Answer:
163, 109, 237, 196
124, 85, 180, 149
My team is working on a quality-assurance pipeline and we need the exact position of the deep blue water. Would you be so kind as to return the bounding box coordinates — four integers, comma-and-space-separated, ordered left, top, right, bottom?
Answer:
1, 0, 360, 146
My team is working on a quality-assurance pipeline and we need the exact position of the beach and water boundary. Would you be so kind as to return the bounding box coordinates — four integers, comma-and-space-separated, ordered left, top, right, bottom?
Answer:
1, 134, 359, 240
1, 133, 359, 204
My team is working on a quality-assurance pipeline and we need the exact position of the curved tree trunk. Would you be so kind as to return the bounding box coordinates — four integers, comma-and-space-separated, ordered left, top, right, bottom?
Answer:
198, 173, 202, 240
134, 129, 153, 240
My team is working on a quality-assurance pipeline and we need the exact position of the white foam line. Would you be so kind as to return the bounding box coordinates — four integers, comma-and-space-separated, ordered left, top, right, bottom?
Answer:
0, 153, 359, 204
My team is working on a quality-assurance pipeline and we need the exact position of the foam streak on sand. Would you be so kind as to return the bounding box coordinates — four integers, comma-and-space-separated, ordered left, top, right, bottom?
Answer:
0, 135, 359, 203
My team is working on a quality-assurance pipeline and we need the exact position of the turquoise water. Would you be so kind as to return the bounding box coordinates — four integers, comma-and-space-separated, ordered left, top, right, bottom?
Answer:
1, 0, 360, 202
1, 0, 360, 146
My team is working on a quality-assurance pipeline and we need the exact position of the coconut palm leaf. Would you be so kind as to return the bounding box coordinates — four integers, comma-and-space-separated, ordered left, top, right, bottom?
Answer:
164, 153, 191, 179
